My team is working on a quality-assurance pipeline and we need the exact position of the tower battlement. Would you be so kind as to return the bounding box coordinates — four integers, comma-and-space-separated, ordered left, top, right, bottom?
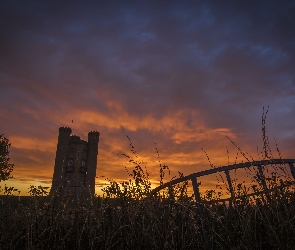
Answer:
88, 131, 100, 135
59, 127, 72, 133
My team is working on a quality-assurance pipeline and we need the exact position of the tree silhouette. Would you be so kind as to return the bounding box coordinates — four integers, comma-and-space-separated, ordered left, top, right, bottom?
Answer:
0, 134, 14, 181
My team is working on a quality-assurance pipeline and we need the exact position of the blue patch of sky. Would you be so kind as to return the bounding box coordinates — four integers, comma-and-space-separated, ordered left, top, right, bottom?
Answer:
265, 95, 295, 138
65, 20, 93, 35
184, 42, 231, 71
171, 5, 215, 32
250, 45, 288, 65
137, 32, 156, 44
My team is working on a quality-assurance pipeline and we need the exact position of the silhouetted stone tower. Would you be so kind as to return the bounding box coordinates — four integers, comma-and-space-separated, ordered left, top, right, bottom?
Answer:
50, 127, 100, 197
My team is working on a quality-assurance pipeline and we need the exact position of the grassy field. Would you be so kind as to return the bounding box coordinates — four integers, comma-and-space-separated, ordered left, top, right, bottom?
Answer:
1, 162, 295, 250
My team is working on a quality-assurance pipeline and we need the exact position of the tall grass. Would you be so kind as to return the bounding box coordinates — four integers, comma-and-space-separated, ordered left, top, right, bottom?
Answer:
2, 172, 295, 249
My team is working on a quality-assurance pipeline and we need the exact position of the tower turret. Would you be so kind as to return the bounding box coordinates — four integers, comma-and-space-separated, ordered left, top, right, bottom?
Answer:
51, 127, 72, 195
87, 131, 100, 196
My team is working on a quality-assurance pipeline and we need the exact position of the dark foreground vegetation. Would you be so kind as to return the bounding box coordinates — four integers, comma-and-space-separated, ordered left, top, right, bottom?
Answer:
1, 182, 295, 250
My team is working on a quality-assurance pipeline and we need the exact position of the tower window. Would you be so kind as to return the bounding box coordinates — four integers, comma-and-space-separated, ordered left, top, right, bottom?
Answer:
68, 158, 74, 166
80, 160, 87, 173
66, 158, 74, 172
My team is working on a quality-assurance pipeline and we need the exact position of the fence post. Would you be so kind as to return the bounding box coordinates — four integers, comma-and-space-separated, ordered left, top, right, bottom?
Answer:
257, 164, 270, 202
191, 177, 210, 250
225, 170, 235, 208
288, 162, 295, 180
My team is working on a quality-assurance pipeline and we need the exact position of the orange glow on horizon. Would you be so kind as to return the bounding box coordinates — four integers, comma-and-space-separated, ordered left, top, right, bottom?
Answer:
2, 105, 293, 197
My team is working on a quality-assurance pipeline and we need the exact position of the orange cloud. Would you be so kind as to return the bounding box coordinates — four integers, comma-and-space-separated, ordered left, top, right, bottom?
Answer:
171, 127, 236, 144
9, 135, 56, 152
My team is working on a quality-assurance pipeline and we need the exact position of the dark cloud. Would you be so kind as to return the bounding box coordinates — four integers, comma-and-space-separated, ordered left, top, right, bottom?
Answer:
0, 0, 294, 194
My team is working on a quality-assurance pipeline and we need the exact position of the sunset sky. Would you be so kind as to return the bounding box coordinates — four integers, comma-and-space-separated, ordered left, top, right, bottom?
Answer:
1, 1, 295, 196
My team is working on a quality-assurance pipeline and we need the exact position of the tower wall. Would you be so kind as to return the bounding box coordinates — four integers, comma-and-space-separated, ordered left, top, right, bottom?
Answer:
87, 131, 100, 196
63, 137, 88, 197
51, 127, 72, 195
